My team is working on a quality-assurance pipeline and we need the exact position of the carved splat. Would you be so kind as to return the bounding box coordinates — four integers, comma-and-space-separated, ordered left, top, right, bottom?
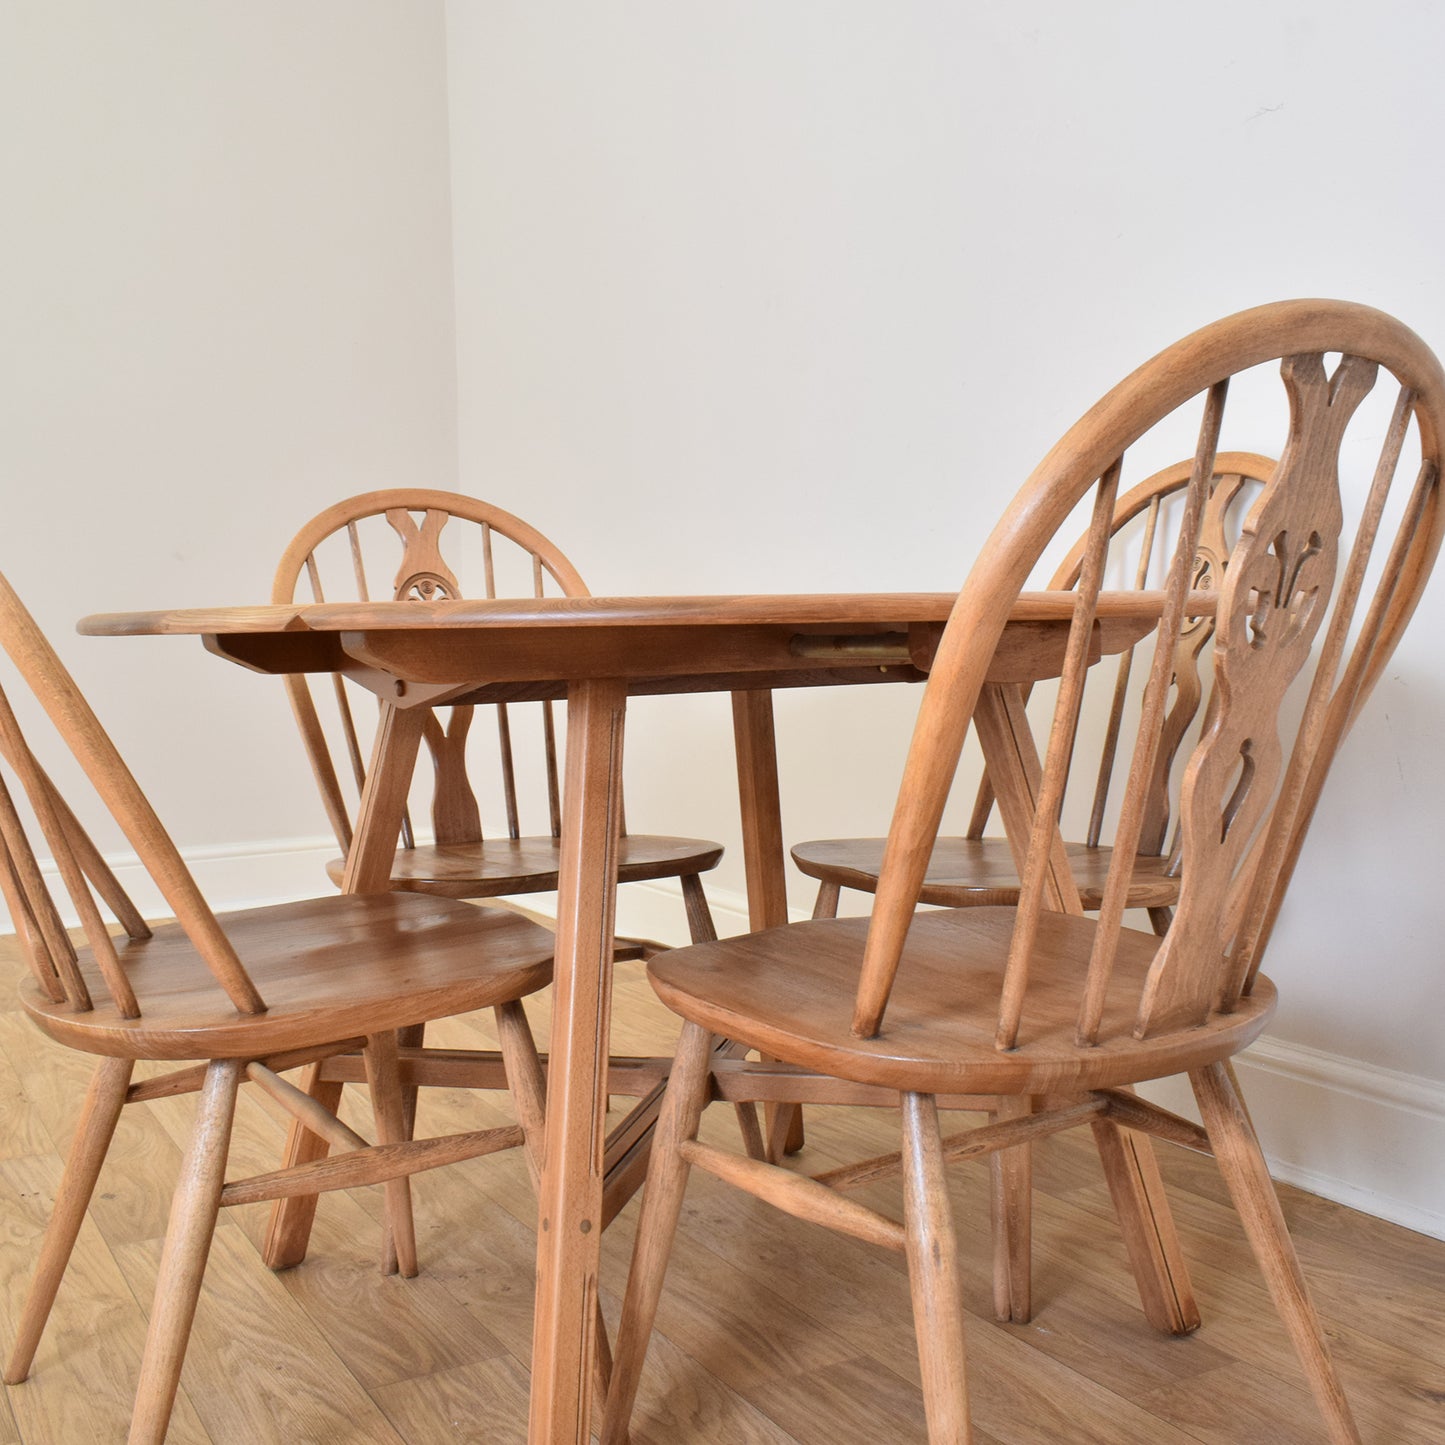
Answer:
1136, 352, 1379, 1035
420, 706, 483, 844
385, 508, 480, 842
385, 508, 463, 602
1140, 471, 1252, 853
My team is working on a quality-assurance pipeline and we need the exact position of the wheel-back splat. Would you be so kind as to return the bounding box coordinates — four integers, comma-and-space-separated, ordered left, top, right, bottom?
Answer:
1136, 353, 1374, 1036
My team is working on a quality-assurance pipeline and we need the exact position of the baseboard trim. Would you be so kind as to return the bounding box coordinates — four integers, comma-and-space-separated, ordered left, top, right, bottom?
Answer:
34, 833, 343, 923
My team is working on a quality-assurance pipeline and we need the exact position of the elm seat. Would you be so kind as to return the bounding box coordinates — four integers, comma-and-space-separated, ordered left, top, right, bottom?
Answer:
602, 301, 1445, 1445
19, 893, 554, 1061
647, 908, 1277, 1097
790, 837, 1179, 911
331, 831, 724, 898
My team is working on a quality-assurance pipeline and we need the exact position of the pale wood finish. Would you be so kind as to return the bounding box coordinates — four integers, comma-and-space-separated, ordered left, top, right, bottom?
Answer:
0, 576, 558, 1442
2, 1054, 133, 1385
363, 1032, 418, 1278
988, 1095, 1032, 1324
128, 1060, 243, 1445
600, 1020, 715, 1445
607, 301, 1445, 1443
1090, 1113, 1201, 1336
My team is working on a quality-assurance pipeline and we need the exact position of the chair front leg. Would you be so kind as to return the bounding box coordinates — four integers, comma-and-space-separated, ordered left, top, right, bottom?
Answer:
5, 1055, 133, 1384
601, 1019, 715, 1445
129, 1058, 243, 1445
679, 872, 717, 945
811, 879, 841, 919
901, 1091, 972, 1445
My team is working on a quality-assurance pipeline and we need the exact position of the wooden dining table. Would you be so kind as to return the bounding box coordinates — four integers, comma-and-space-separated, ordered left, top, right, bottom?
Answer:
78, 588, 1198, 1443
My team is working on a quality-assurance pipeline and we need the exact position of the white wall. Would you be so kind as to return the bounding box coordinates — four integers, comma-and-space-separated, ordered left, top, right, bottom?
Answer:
443, 1, 1445, 1235
0, 0, 458, 865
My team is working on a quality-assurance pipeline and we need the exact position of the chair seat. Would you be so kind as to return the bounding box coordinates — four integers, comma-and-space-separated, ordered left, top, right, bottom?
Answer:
20, 894, 556, 1061
648, 907, 1276, 1096
790, 837, 1179, 909
324, 833, 725, 897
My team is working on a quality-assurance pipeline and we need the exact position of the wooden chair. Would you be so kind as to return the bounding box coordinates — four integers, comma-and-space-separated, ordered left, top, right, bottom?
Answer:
272, 489, 723, 945
601, 300, 1445, 1444
790, 452, 1275, 930
0, 573, 558, 1445
789, 456, 1274, 1327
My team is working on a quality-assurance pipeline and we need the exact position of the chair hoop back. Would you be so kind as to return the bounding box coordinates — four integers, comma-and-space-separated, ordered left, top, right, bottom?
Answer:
0, 574, 265, 1017
273, 490, 590, 856
858, 300, 1445, 1049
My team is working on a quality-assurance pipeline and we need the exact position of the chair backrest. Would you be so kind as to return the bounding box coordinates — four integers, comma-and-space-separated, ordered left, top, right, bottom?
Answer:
966, 452, 1273, 866
859, 300, 1445, 1047
273, 490, 590, 856
0, 574, 266, 1018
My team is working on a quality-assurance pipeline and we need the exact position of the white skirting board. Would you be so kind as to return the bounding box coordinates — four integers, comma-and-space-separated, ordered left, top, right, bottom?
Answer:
31, 834, 348, 919
21, 844, 1445, 1244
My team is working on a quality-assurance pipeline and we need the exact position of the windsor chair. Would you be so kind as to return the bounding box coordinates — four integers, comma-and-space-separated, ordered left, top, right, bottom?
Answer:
791, 452, 1274, 930
0, 574, 558, 1445
268, 491, 749, 1264
601, 300, 1445, 1445
272, 490, 724, 938
790, 453, 1273, 1328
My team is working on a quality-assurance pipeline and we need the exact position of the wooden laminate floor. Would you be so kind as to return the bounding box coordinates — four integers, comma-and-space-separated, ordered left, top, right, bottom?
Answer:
0, 932, 1440, 1443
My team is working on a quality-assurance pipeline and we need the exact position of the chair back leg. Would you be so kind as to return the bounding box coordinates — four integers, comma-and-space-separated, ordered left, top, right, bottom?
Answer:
4, 1055, 133, 1384
1090, 1115, 1201, 1334
260, 1062, 343, 1270
1191, 1061, 1363, 1445
987, 1095, 1033, 1323
365, 1031, 419, 1278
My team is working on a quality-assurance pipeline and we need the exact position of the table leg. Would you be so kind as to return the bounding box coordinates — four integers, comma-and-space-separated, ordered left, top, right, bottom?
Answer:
262, 703, 424, 1271
529, 677, 627, 1444
730, 690, 803, 1158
